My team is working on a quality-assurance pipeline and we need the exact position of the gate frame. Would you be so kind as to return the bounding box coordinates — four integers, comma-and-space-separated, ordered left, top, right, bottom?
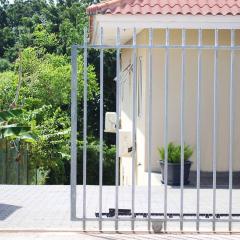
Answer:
71, 27, 240, 232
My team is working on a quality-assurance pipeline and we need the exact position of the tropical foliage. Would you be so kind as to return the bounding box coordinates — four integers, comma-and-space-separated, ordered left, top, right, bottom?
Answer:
0, 108, 36, 142
158, 142, 193, 163
0, 0, 116, 184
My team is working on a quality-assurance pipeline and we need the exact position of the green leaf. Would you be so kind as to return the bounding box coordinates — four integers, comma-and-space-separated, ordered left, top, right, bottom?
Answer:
0, 123, 37, 143
58, 152, 70, 160
19, 132, 38, 142
44, 129, 70, 138
158, 142, 193, 163
0, 109, 23, 122
0, 125, 30, 138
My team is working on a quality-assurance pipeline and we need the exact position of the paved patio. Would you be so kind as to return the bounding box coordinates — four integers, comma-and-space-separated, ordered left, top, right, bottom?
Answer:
0, 232, 240, 240
0, 185, 240, 232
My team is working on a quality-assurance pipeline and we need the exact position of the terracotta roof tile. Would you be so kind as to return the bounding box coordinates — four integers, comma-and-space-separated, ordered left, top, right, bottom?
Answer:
87, 0, 240, 15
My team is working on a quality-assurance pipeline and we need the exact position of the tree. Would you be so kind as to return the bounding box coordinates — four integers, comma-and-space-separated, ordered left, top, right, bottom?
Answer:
32, 24, 58, 53
0, 58, 11, 72
0, 0, 116, 184
0, 44, 101, 183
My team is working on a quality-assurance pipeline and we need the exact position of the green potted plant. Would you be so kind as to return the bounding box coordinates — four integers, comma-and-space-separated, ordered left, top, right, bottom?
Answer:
158, 142, 193, 186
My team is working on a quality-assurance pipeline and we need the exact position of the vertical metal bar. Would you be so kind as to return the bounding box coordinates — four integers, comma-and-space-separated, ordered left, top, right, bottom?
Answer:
5, 141, 8, 184
164, 28, 169, 232
228, 29, 235, 232
147, 28, 153, 231
17, 154, 20, 184
26, 143, 29, 185
71, 44, 78, 220
83, 27, 88, 230
99, 27, 104, 231
131, 27, 137, 231
180, 29, 186, 231
35, 158, 37, 184
196, 29, 202, 232
212, 29, 218, 232
115, 27, 121, 231
17, 147, 20, 184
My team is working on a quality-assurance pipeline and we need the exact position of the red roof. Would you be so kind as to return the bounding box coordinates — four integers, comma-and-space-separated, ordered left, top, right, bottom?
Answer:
87, 0, 240, 15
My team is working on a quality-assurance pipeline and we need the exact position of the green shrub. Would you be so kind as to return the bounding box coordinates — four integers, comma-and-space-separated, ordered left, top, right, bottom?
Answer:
76, 138, 116, 185
0, 58, 11, 72
44, 137, 116, 185
158, 142, 193, 163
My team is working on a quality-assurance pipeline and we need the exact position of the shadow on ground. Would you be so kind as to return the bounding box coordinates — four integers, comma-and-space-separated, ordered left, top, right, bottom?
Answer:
0, 204, 21, 220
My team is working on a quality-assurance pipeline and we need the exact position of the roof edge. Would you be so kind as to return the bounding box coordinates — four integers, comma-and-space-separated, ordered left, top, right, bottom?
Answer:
86, 0, 240, 16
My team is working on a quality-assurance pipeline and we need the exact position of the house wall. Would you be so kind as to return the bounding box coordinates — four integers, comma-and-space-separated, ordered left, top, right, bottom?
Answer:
120, 30, 148, 186
120, 29, 240, 186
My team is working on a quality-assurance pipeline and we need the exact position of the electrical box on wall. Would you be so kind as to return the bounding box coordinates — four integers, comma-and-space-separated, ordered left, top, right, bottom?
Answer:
119, 130, 132, 157
105, 112, 117, 133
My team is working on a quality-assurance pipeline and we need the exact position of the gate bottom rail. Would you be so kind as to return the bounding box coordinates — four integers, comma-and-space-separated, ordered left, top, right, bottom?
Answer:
95, 209, 240, 219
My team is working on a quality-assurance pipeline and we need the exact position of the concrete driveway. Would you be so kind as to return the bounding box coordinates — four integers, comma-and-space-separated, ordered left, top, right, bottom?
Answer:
0, 232, 240, 240
0, 185, 240, 232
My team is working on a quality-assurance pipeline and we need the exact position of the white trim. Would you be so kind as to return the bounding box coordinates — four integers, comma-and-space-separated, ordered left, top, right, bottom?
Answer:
91, 14, 240, 43
91, 17, 99, 44
97, 14, 240, 29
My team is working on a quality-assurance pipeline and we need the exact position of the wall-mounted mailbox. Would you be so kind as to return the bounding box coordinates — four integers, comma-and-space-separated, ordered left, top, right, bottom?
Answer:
105, 112, 117, 133
119, 130, 132, 157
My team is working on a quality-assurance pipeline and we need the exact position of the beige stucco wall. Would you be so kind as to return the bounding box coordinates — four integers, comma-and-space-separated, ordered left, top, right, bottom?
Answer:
120, 30, 148, 186
120, 29, 240, 186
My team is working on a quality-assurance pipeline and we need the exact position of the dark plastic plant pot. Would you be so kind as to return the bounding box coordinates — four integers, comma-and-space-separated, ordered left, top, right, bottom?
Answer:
159, 160, 192, 186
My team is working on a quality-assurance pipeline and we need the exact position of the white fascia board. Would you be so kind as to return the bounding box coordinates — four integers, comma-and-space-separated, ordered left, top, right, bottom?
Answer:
97, 14, 240, 29
91, 14, 240, 44
91, 16, 99, 44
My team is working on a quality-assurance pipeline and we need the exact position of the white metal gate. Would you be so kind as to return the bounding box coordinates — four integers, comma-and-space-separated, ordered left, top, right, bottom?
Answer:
71, 27, 240, 232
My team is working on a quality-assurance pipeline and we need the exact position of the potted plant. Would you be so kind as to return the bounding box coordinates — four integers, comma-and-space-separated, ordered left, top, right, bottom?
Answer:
158, 142, 193, 186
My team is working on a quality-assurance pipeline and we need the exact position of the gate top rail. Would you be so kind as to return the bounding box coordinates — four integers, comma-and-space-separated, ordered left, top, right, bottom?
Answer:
74, 43, 240, 49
